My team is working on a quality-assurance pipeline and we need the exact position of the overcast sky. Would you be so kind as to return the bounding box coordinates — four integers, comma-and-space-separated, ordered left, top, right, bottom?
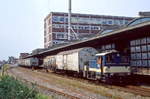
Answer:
0, 0, 150, 60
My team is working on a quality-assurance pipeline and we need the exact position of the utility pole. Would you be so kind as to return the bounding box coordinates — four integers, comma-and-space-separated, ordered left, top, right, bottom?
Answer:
68, 0, 72, 41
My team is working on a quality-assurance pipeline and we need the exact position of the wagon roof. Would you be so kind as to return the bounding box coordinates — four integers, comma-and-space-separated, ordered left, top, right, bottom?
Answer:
57, 47, 95, 55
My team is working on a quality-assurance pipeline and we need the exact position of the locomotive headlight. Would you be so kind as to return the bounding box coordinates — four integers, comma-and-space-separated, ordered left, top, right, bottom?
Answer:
105, 67, 110, 71
128, 67, 131, 71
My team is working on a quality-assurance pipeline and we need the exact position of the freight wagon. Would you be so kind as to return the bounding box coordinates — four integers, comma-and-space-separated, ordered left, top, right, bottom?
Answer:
43, 56, 56, 71
18, 58, 39, 68
43, 47, 98, 76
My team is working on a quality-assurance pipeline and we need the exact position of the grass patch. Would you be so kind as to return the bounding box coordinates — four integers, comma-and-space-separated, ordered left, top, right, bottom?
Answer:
35, 93, 50, 99
0, 75, 49, 99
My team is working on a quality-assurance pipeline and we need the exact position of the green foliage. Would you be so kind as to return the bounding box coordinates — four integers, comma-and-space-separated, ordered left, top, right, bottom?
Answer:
35, 93, 49, 99
0, 75, 40, 99
0, 65, 50, 99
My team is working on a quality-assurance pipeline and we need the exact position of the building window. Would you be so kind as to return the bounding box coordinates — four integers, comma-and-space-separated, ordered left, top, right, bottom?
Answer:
49, 27, 51, 33
53, 24, 65, 28
49, 35, 51, 41
56, 33, 67, 39
60, 17, 64, 22
72, 25, 77, 30
44, 23, 46, 28
78, 26, 83, 30
85, 26, 89, 30
91, 26, 100, 30
91, 26, 94, 30
44, 31, 46, 36
94, 27, 98, 30
47, 28, 49, 33
44, 38, 47, 43
53, 41, 57, 44
65, 17, 68, 23
125, 21, 129, 24
108, 20, 113, 25
49, 18, 51, 25
52, 16, 59, 22
102, 21, 107, 25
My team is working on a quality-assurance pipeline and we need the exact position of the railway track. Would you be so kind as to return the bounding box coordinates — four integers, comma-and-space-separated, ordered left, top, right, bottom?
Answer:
54, 72, 150, 97
8, 70, 79, 99
125, 86, 150, 97
8, 67, 102, 99
37, 67, 150, 97
9, 67, 150, 98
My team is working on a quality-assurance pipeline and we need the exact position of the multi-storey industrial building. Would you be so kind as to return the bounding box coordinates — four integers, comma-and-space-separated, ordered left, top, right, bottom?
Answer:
139, 12, 150, 17
44, 12, 134, 48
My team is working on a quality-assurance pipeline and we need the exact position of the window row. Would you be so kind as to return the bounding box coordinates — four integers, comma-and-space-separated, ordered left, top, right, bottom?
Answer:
53, 40, 67, 44
131, 60, 150, 67
130, 45, 150, 53
130, 37, 150, 46
131, 52, 150, 60
52, 24, 101, 30
54, 33, 68, 39
101, 44, 115, 51
52, 16, 129, 25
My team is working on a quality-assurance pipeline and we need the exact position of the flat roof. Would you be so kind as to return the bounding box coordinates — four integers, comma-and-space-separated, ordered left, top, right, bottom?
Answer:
51, 12, 134, 19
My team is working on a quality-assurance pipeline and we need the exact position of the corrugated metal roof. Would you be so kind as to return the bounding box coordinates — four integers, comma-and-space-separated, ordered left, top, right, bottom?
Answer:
57, 47, 87, 55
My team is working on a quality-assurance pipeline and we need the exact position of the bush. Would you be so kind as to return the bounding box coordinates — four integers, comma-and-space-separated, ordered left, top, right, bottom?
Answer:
0, 75, 48, 99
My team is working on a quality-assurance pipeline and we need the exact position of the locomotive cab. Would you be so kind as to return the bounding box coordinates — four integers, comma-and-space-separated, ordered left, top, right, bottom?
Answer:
88, 50, 131, 80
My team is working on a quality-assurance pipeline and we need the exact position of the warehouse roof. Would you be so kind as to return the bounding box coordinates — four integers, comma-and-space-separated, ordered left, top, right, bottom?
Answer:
127, 17, 150, 27
40, 21, 150, 52
25, 19, 150, 58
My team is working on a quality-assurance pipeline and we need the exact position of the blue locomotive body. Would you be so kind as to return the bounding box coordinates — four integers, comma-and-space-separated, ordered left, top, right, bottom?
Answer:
88, 50, 130, 80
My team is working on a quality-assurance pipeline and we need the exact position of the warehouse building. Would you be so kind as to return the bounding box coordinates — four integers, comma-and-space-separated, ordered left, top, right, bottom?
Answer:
26, 17, 150, 75
44, 12, 134, 48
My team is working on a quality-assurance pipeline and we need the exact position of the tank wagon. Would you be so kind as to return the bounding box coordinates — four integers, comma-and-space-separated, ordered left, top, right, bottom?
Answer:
18, 58, 39, 68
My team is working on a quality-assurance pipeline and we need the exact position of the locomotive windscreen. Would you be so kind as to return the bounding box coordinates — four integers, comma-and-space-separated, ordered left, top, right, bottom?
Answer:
105, 53, 129, 66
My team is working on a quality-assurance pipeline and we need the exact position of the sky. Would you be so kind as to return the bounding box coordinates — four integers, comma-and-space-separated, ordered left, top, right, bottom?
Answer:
0, 0, 150, 60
